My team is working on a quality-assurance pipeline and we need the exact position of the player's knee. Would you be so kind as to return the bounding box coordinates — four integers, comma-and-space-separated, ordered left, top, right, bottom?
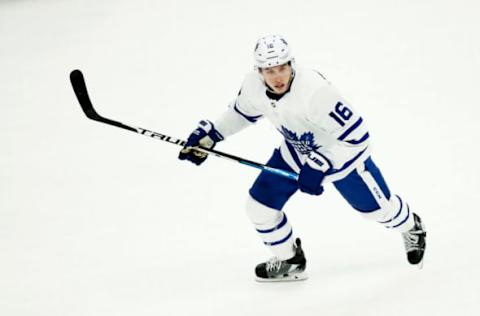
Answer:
246, 195, 282, 227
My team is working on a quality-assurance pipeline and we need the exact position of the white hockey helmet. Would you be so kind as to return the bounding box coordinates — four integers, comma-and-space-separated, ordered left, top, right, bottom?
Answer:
253, 35, 295, 70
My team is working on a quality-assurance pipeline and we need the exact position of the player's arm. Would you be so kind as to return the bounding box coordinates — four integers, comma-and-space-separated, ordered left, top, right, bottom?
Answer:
179, 82, 264, 166
214, 90, 263, 138
308, 85, 369, 149
297, 85, 369, 195
304, 85, 369, 173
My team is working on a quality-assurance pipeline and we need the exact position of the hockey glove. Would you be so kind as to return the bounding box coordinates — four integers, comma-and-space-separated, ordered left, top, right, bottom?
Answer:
298, 151, 331, 196
178, 120, 224, 166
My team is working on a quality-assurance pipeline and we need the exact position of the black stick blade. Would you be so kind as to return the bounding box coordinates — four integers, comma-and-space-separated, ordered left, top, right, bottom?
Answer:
70, 69, 137, 132
70, 69, 102, 120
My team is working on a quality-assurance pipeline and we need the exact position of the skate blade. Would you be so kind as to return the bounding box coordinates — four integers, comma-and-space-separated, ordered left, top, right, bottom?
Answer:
415, 221, 426, 270
255, 272, 308, 283
415, 258, 424, 269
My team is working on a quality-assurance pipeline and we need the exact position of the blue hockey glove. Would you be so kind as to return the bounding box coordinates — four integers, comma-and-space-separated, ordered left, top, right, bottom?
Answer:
178, 120, 224, 166
298, 151, 331, 196
298, 164, 325, 195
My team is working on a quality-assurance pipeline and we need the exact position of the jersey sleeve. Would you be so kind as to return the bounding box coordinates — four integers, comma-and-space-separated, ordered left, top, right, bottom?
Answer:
308, 85, 369, 145
306, 84, 370, 169
214, 76, 264, 138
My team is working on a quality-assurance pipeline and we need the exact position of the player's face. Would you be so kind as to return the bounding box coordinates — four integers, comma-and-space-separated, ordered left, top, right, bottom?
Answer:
260, 63, 293, 94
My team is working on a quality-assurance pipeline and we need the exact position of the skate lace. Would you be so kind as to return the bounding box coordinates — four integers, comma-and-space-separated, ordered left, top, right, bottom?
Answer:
402, 229, 424, 251
266, 257, 282, 272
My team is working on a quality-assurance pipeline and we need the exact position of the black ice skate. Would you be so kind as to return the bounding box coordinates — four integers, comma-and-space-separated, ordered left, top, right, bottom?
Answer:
402, 213, 427, 268
255, 238, 307, 282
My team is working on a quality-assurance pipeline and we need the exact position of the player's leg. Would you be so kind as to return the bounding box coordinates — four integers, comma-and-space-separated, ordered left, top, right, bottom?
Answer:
247, 148, 306, 281
333, 157, 426, 267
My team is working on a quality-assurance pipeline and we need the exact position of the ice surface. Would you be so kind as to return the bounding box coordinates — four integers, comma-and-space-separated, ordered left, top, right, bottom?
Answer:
1, 0, 479, 315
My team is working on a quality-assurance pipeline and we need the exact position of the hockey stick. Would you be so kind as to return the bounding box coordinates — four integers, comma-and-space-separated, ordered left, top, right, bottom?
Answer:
69, 69, 299, 181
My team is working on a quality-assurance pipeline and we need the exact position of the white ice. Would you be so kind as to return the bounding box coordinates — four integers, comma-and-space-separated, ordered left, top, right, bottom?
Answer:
1, 0, 479, 315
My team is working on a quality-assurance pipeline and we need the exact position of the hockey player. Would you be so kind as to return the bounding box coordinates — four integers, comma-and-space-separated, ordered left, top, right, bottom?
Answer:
178, 35, 426, 282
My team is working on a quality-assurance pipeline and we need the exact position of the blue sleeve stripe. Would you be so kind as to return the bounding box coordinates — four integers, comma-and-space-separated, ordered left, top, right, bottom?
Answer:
264, 229, 293, 246
338, 117, 363, 141
346, 132, 369, 145
233, 101, 262, 123
256, 214, 288, 233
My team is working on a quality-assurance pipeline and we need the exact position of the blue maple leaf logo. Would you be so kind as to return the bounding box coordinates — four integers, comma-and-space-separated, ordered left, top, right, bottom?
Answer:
280, 126, 298, 141
279, 126, 320, 154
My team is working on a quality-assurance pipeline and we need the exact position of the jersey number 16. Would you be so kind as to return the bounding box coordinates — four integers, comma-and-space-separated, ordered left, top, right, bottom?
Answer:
329, 102, 352, 126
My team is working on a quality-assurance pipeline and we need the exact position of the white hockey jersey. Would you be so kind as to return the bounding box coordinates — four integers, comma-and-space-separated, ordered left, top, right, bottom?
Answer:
214, 67, 371, 182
